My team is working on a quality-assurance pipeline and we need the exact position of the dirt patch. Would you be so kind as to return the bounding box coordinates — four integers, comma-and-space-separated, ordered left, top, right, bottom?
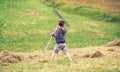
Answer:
106, 40, 120, 47
0, 50, 43, 67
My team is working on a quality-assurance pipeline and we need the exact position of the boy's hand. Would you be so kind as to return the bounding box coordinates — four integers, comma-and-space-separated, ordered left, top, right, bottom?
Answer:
51, 33, 54, 37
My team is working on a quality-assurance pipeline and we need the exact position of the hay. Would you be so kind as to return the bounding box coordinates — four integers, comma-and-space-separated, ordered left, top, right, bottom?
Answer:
82, 51, 103, 58
82, 53, 91, 58
0, 50, 23, 67
91, 51, 103, 58
0, 50, 42, 67
106, 40, 120, 47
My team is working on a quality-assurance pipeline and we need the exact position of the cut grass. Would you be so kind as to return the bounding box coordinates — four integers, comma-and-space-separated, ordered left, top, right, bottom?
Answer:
41, 0, 120, 23
0, 46, 120, 72
52, 0, 120, 13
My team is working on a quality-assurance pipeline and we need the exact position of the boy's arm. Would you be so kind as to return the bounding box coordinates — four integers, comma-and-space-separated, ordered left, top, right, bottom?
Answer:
52, 29, 59, 38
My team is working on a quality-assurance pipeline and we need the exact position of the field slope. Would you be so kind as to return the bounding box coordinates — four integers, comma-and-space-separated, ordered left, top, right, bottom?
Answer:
0, 0, 120, 72
0, 0, 120, 52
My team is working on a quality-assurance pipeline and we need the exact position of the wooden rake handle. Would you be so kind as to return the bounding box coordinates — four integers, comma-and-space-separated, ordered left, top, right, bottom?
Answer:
43, 25, 58, 51
43, 36, 53, 51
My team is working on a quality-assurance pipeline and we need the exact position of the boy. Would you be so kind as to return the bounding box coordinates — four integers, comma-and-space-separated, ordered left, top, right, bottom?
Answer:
51, 19, 72, 61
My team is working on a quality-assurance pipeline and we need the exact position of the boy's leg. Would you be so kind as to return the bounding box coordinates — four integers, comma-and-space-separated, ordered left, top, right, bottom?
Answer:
66, 52, 73, 62
62, 43, 73, 62
50, 44, 60, 61
50, 52, 56, 61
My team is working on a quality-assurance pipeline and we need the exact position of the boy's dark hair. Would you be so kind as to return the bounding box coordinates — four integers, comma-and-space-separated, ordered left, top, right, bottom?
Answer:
59, 20, 65, 27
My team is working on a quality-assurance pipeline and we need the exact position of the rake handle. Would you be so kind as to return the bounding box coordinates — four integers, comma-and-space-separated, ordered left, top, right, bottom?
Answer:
44, 36, 53, 51
43, 26, 58, 51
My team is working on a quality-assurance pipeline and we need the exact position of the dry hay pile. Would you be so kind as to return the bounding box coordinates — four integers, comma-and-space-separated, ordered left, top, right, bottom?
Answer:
0, 50, 23, 67
83, 51, 103, 58
106, 40, 120, 47
73, 46, 120, 58
73, 49, 104, 58
0, 50, 43, 67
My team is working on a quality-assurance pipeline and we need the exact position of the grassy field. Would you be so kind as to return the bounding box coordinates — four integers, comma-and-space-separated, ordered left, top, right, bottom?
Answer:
0, 0, 120, 52
53, 0, 120, 13
41, 0, 120, 23
0, 0, 120, 72
0, 46, 120, 72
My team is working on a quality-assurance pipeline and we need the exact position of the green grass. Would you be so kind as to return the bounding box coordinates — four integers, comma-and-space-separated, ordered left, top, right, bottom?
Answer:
51, 0, 120, 13
41, 0, 120, 23
0, 0, 120, 52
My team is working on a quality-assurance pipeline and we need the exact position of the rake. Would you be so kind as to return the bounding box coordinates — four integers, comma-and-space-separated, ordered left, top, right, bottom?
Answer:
43, 9, 70, 52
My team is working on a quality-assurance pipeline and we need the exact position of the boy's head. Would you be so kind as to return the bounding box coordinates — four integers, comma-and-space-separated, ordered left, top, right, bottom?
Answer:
58, 19, 65, 27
